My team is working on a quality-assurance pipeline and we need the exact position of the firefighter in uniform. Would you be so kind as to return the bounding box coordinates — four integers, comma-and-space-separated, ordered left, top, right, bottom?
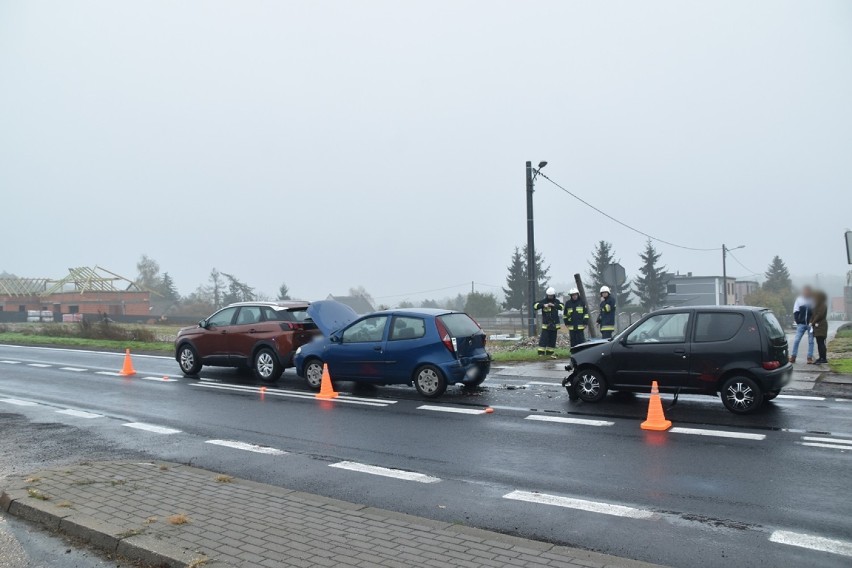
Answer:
598, 285, 616, 339
534, 287, 563, 358
563, 288, 589, 348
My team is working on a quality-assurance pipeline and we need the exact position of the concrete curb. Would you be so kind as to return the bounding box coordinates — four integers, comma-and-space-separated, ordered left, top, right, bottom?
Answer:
3, 461, 667, 568
1, 487, 196, 568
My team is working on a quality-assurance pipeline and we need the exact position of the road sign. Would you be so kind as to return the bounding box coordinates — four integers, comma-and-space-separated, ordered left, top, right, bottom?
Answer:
603, 263, 627, 287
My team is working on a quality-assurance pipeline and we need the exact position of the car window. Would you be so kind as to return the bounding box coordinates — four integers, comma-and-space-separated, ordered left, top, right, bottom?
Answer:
438, 313, 481, 337
236, 306, 262, 325
207, 307, 237, 327
262, 307, 310, 322
694, 312, 744, 342
389, 317, 426, 341
342, 316, 388, 343
761, 311, 786, 340
626, 313, 689, 344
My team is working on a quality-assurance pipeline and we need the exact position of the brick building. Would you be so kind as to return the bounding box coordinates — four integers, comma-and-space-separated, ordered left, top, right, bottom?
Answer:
0, 266, 151, 320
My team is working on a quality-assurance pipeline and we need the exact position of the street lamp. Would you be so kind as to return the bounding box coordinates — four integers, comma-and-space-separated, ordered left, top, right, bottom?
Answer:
722, 244, 745, 305
526, 160, 547, 337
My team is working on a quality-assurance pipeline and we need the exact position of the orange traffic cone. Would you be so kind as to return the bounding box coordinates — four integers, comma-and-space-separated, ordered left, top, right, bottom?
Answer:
316, 363, 338, 399
119, 349, 137, 377
640, 380, 671, 431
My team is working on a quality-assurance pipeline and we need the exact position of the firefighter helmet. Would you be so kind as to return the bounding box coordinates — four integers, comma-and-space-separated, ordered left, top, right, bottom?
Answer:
600, 286, 611, 294
569, 288, 580, 295
546, 287, 556, 296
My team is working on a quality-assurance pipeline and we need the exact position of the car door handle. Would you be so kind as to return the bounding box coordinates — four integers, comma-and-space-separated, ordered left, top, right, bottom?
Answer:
673, 348, 686, 354
220, 330, 228, 334
373, 346, 382, 352
249, 329, 257, 334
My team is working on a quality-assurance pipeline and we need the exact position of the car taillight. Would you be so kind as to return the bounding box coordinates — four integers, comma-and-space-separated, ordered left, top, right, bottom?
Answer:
435, 318, 454, 353
762, 361, 781, 370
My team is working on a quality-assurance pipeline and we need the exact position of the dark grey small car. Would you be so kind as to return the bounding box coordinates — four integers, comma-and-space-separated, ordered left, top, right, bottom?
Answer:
563, 306, 792, 414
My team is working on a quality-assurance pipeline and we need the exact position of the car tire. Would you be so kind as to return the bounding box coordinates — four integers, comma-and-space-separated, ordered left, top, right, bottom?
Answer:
177, 344, 201, 376
720, 375, 763, 414
765, 389, 781, 401
253, 348, 282, 383
414, 365, 447, 398
574, 368, 607, 402
304, 358, 324, 391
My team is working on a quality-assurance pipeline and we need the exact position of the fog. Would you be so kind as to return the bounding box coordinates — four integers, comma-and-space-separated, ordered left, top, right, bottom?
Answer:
1, 1, 850, 302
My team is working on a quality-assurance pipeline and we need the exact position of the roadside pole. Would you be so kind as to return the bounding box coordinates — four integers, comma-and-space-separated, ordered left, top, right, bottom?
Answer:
526, 161, 536, 338
575, 273, 598, 338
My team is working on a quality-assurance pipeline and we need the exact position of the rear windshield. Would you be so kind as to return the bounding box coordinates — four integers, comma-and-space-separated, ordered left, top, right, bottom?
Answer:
263, 307, 311, 323
438, 313, 482, 337
760, 311, 786, 340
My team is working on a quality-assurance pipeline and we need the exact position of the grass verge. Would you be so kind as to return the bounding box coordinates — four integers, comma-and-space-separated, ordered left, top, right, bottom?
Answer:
0, 332, 173, 353
828, 329, 852, 374
490, 348, 571, 362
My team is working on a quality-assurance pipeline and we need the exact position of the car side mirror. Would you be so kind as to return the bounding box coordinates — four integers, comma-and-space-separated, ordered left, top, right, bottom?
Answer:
329, 333, 340, 343
198, 320, 208, 329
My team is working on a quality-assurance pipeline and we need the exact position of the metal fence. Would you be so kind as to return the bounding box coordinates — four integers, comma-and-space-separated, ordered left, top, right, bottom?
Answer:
478, 310, 647, 339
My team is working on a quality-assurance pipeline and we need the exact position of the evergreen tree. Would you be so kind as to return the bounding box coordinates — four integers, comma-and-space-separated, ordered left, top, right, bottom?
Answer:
420, 299, 440, 309
633, 240, 667, 311
763, 256, 792, 294
464, 292, 500, 318
161, 272, 179, 301
587, 240, 629, 302
277, 282, 291, 301
221, 273, 256, 304
502, 247, 526, 311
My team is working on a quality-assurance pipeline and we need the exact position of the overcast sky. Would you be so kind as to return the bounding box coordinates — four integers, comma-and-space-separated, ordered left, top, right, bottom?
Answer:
1, 1, 850, 302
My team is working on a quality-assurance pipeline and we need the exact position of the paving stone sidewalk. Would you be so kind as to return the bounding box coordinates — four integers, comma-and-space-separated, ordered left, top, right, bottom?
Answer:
1, 461, 664, 568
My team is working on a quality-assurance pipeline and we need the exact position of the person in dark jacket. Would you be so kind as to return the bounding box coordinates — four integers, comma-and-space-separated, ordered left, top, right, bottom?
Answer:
563, 288, 590, 348
598, 286, 616, 339
810, 290, 829, 365
534, 287, 564, 358
790, 286, 814, 363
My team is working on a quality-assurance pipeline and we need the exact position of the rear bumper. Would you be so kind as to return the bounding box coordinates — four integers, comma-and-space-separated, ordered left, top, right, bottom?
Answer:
440, 357, 491, 384
751, 363, 794, 392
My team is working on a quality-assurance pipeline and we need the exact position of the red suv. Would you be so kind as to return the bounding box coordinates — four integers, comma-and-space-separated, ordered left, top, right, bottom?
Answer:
175, 301, 319, 382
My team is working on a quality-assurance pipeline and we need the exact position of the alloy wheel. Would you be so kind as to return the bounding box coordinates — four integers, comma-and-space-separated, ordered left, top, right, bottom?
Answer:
725, 381, 755, 411
577, 372, 600, 398
256, 352, 275, 379
305, 362, 323, 388
179, 348, 194, 372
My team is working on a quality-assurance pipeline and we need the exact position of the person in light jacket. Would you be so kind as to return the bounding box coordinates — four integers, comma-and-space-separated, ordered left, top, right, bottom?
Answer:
790, 286, 814, 364
809, 290, 828, 365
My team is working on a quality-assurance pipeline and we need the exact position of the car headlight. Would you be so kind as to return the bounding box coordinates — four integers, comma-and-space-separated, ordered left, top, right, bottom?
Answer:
296, 346, 302, 355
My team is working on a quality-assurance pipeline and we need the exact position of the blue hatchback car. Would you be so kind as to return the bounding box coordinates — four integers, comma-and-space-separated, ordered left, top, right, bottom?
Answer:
294, 301, 491, 398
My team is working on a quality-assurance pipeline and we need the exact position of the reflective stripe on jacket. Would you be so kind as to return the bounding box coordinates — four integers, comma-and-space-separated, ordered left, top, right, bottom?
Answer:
599, 296, 616, 330
563, 298, 590, 331
534, 297, 564, 330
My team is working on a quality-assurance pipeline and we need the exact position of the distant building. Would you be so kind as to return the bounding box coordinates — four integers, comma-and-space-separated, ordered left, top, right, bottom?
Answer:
663, 273, 736, 306
0, 266, 151, 321
326, 294, 375, 315
735, 281, 759, 305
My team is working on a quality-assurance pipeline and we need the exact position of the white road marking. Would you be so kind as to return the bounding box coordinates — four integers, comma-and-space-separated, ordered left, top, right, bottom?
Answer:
56, 409, 103, 419
799, 442, 851, 451
329, 461, 440, 483
670, 427, 766, 441
417, 405, 485, 415
0, 360, 20, 364
205, 439, 286, 455
504, 490, 656, 520
526, 381, 560, 386
122, 422, 181, 434
802, 436, 852, 446
191, 382, 394, 407
95, 371, 123, 376
525, 415, 614, 427
777, 394, 826, 401
59, 367, 87, 372
140, 376, 178, 382
27, 363, 51, 368
0, 398, 39, 406
0, 344, 172, 360
769, 530, 852, 557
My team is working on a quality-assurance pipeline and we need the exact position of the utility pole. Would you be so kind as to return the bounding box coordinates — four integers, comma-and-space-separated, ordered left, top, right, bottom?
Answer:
526, 161, 536, 338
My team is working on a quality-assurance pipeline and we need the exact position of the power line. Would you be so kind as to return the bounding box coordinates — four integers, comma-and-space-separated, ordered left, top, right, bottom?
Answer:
373, 283, 470, 300
726, 250, 762, 278
536, 172, 721, 252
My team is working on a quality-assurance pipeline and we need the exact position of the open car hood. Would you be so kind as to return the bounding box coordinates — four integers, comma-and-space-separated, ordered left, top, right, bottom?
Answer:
307, 300, 359, 336
570, 339, 610, 354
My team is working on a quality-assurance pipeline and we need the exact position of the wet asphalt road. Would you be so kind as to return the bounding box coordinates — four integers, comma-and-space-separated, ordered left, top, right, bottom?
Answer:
0, 344, 851, 568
